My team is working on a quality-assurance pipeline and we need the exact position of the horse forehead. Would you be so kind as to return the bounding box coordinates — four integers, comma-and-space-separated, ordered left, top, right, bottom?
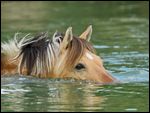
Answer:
86, 52, 94, 60
84, 51, 102, 64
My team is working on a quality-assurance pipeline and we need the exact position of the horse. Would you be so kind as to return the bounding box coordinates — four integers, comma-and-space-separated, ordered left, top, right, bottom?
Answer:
1, 26, 116, 83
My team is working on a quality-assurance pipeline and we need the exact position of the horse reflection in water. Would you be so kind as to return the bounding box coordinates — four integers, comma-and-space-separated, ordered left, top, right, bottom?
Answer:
1, 26, 116, 83
1, 80, 106, 111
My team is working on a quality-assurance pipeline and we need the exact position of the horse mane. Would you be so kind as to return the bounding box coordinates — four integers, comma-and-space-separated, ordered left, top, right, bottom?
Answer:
16, 32, 57, 77
1, 38, 19, 58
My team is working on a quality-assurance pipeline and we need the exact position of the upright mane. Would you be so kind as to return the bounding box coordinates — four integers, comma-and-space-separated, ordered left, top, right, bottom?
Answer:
15, 32, 61, 77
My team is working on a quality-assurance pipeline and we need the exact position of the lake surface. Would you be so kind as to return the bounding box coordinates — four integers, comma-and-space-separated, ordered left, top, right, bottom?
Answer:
1, 1, 149, 112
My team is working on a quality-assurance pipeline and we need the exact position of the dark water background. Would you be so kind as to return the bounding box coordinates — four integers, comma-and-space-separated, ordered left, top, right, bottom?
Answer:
1, 1, 149, 112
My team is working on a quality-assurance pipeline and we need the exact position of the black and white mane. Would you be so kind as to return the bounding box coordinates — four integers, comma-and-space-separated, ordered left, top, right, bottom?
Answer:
2, 32, 63, 77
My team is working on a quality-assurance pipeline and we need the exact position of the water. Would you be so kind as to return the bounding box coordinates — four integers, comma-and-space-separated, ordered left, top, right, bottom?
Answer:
1, 1, 149, 112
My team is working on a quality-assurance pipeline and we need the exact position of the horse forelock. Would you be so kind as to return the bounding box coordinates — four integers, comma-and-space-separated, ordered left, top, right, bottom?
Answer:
64, 36, 96, 70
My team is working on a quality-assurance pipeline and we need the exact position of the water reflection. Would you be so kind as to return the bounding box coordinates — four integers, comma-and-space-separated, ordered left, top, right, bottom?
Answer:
1, 78, 106, 112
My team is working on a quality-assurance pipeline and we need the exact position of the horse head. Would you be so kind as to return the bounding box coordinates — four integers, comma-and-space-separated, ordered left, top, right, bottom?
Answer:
1, 25, 116, 83
53, 26, 116, 83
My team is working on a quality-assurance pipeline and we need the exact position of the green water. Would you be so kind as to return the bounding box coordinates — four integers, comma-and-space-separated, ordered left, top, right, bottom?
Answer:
1, 1, 149, 112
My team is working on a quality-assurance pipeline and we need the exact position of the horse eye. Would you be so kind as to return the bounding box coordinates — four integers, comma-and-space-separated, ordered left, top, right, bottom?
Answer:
75, 63, 85, 70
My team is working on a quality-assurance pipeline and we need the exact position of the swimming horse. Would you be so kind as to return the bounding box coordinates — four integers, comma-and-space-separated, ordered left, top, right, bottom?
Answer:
1, 26, 116, 83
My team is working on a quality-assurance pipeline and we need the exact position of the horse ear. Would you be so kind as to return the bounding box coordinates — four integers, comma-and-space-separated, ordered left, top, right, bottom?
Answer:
60, 27, 73, 51
79, 25, 92, 41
